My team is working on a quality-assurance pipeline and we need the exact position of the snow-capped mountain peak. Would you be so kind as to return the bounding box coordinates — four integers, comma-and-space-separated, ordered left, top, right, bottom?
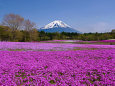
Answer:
43, 20, 71, 29
39, 20, 82, 33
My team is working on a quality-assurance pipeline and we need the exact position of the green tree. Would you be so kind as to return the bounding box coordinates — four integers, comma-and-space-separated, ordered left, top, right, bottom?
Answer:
0, 26, 12, 41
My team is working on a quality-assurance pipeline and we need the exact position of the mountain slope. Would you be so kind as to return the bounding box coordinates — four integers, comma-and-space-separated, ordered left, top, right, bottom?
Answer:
39, 20, 81, 33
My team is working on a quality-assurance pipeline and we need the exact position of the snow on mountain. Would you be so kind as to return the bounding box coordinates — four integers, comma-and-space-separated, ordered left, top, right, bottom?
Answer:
39, 20, 82, 33
43, 20, 71, 29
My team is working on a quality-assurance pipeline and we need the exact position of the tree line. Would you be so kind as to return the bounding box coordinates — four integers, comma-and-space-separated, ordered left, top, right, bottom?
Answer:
0, 14, 38, 41
0, 14, 115, 42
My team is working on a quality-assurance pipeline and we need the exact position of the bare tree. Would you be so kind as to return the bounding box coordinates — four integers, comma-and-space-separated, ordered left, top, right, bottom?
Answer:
2, 14, 24, 41
24, 19, 38, 41
111, 29, 115, 33
2, 14, 24, 31
24, 19, 36, 31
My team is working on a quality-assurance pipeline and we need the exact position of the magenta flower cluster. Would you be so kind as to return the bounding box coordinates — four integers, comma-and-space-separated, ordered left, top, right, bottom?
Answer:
0, 49, 115, 85
99, 40, 115, 43
0, 42, 115, 85
0, 42, 115, 51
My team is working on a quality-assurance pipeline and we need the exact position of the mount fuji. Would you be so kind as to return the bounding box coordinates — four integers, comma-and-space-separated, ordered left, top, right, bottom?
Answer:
38, 20, 81, 33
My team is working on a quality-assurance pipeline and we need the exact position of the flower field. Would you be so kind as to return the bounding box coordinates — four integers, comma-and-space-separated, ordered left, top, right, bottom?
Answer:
0, 42, 115, 51
0, 42, 115, 86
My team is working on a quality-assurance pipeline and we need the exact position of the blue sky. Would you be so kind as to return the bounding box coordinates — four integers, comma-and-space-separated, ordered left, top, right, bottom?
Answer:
0, 0, 115, 33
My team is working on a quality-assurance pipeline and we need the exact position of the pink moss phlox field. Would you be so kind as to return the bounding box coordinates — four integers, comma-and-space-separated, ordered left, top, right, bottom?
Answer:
0, 49, 115, 86
99, 40, 115, 43
0, 42, 115, 51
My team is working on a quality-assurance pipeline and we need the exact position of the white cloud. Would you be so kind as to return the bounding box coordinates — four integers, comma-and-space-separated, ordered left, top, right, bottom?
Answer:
79, 22, 115, 33
89, 22, 110, 32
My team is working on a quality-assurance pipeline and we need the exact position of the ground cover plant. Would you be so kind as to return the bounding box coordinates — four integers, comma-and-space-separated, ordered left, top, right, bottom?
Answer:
0, 42, 115, 51
0, 42, 114, 86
